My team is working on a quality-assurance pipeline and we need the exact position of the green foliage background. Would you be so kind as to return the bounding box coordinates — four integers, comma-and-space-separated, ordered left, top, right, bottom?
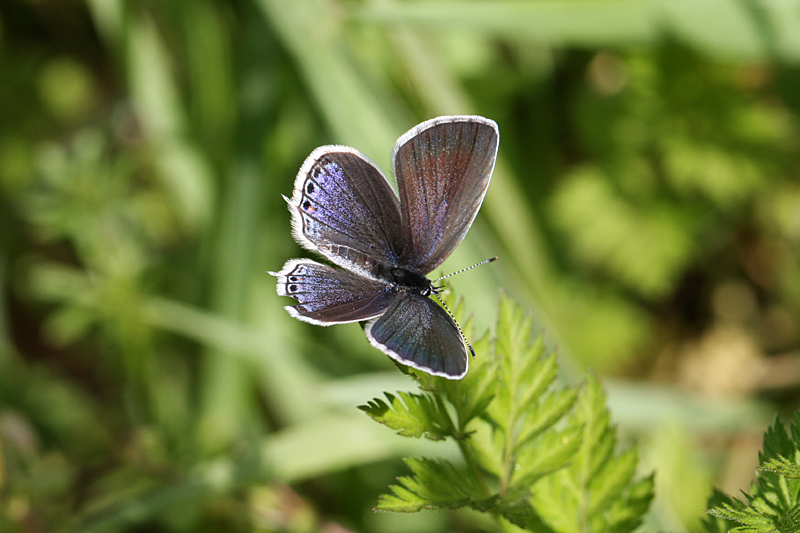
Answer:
1, 0, 800, 531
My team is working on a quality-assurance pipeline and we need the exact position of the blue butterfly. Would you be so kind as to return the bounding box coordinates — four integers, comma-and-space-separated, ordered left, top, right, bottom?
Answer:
271, 116, 499, 379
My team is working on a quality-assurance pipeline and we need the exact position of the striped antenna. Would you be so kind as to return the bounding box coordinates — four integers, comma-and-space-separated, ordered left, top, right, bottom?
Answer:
431, 256, 497, 359
433, 256, 497, 282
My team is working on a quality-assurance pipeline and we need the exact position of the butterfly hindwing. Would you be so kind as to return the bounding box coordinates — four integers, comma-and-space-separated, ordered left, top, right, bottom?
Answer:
289, 147, 405, 276
365, 292, 468, 379
271, 259, 395, 325
393, 116, 499, 273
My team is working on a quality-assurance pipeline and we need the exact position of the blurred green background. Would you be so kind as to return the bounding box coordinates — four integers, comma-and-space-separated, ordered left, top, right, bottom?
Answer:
2, 0, 800, 531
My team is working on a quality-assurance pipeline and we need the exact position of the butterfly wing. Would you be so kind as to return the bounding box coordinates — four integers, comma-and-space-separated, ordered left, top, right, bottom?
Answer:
271, 259, 395, 325
393, 116, 499, 273
365, 291, 468, 379
288, 146, 405, 276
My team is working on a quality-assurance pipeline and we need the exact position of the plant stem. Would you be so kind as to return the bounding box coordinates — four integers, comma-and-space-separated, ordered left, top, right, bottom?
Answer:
458, 438, 492, 499
433, 391, 492, 499
499, 399, 518, 495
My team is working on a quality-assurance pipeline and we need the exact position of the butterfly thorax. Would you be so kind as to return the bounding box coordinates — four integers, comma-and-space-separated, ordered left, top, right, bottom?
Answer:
380, 265, 434, 296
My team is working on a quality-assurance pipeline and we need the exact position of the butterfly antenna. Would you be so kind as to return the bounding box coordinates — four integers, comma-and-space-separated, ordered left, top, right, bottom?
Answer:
432, 293, 476, 359
433, 256, 497, 282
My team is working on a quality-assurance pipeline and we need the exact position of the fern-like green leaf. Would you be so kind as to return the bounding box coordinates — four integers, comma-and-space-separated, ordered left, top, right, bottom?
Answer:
509, 425, 583, 493
760, 456, 800, 479
441, 329, 496, 430
489, 298, 575, 460
779, 503, 800, 532
706, 412, 800, 533
467, 417, 505, 478
491, 497, 540, 529
587, 448, 638, 516
603, 474, 655, 533
515, 386, 580, 450
358, 391, 453, 440
366, 295, 653, 531
376, 457, 485, 512
703, 490, 741, 533
706, 502, 778, 532
489, 298, 551, 436
529, 377, 653, 533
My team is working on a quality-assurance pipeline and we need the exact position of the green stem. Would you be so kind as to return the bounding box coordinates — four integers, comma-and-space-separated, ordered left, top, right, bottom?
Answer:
499, 402, 518, 495
433, 391, 491, 499
458, 438, 492, 499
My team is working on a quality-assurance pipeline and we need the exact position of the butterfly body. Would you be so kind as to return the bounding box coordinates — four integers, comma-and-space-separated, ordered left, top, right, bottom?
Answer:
380, 265, 433, 295
272, 116, 499, 379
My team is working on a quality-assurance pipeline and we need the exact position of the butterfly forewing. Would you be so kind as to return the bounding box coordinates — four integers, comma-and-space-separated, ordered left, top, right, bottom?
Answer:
393, 116, 499, 273
272, 259, 394, 325
365, 292, 469, 379
290, 147, 405, 277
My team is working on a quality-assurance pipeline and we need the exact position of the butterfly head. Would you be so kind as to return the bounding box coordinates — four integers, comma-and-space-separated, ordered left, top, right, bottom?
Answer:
384, 266, 435, 296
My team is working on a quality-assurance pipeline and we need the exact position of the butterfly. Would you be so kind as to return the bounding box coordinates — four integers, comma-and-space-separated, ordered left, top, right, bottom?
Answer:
270, 116, 499, 379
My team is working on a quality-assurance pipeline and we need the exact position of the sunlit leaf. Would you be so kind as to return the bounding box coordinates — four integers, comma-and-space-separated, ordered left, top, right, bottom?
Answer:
707, 413, 800, 532
376, 457, 485, 512
529, 377, 653, 533
509, 425, 582, 494
441, 330, 496, 429
359, 392, 453, 441
515, 387, 580, 450
760, 456, 800, 479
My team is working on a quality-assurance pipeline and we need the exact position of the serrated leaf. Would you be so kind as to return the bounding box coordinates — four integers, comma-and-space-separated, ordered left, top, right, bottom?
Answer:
376, 457, 485, 512
755, 417, 800, 515
358, 391, 452, 440
489, 297, 576, 460
442, 329, 497, 429
706, 412, 800, 532
575, 379, 615, 481
493, 497, 539, 529
790, 411, 800, 450
779, 502, 800, 532
515, 386, 580, 451
510, 425, 583, 492
516, 350, 558, 413
467, 417, 504, 478
752, 496, 778, 516
587, 448, 638, 516
363, 295, 651, 531
491, 297, 543, 434
530, 470, 581, 533
763, 415, 795, 462
529, 376, 653, 533
706, 502, 777, 530
703, 489, 741, 533
760, 456, 800, 479
603, 474, 655, 533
